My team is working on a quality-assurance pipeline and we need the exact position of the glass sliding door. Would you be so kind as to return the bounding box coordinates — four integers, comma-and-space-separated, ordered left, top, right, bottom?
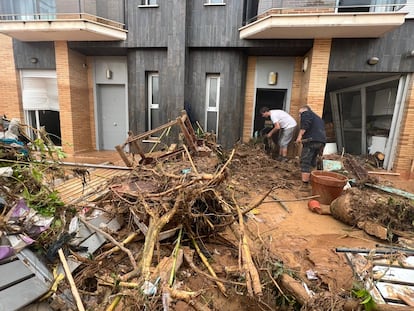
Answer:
330, 75, 409, 169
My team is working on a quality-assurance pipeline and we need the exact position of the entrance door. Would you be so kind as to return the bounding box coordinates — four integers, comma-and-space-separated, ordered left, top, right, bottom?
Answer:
253, 88, 286, 135
96, 84, 127, 150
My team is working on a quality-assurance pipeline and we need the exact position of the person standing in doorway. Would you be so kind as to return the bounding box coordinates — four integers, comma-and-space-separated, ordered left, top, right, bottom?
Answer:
260, 107, 297, 162
295, 105, 326, 192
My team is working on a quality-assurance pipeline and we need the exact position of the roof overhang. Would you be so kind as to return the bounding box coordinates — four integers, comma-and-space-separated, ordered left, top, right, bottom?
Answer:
0, 20, 127, 41
240, 12, 407, 39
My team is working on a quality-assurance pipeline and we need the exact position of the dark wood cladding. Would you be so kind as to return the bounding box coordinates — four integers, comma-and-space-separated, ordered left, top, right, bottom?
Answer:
13, 41, 56, 69
329, 20, 414, 73
127, 49, 168, 135
186, 50, 247, 146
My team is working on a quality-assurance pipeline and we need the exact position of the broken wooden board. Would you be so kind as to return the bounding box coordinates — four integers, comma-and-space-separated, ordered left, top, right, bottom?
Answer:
1, 212, 120, 311
55, 167, 129, 205
364, 183, 414, 201
343, 251, 414, 307
1, 238, 53, 311
63, 212, 121, 273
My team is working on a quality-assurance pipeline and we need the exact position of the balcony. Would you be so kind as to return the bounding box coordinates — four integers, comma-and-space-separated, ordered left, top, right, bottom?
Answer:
240, 0, 408, 39
0, 0, 127, 42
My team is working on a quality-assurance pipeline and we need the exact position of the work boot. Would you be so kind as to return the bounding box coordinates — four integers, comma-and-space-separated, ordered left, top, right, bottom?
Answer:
299, 182, 311, 194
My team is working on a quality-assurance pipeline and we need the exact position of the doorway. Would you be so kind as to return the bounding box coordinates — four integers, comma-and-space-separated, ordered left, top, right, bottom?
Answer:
330, 75, 410, 170
96, 84, 127, 150
253, 88, 286, 135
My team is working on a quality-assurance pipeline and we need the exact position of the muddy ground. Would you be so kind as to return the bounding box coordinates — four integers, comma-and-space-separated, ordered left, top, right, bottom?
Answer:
2, 141, 414, 311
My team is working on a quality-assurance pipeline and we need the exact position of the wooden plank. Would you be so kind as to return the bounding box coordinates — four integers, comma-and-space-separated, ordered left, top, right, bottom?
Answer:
116, 144, 132, 167
376, 282, 414, 306
56, 168, 128, 204
0, 259, 34, 290
0, 277, 50, 311
373, 265, 414, 285
365, 183, 414, 200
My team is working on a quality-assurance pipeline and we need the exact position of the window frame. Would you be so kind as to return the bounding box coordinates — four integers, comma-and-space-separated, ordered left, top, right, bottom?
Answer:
147, 72, 160, 130
204, 0, 226, 6
204, 74, 220, 136
138, 0, 159, 8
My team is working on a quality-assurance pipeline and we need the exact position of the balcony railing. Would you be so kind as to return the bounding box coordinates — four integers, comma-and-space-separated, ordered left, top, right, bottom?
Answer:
241, 0, 409, 39
0, 12, 124, 30
247, 0, 407, 24
0, 0, 125, 29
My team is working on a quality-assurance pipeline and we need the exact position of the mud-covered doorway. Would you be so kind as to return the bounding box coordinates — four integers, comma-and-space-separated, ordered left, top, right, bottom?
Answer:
253, 88, 286, 135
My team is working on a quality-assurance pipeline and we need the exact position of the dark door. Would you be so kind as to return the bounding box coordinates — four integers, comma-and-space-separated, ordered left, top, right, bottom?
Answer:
253, 88, 286, 135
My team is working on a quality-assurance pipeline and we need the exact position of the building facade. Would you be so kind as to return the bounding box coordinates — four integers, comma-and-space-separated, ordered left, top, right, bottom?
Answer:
0, 0, 413, 177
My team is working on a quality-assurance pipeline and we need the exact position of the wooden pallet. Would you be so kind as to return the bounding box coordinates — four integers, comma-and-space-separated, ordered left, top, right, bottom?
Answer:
55, 167, 129, 205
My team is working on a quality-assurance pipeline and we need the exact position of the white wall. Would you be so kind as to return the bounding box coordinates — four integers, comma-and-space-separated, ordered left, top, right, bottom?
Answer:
255, 57, 296, 110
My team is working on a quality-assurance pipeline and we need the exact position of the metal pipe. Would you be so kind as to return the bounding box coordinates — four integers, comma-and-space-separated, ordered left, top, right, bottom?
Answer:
56, 161, 132, 170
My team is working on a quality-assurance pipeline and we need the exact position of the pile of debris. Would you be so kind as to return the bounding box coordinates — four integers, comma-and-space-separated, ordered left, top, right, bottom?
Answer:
1, 112, 414, 311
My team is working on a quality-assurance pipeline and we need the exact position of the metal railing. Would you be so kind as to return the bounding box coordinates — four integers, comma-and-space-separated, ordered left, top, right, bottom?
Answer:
256, 0, 407, 14
242, 0, 409, 26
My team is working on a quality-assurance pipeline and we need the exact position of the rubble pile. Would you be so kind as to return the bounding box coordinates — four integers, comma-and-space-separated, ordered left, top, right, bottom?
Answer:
1, 114, 414, 310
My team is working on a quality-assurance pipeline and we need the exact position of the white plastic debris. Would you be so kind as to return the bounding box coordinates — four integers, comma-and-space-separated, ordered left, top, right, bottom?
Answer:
306, 269, 319, 280
0, 167, 13, 177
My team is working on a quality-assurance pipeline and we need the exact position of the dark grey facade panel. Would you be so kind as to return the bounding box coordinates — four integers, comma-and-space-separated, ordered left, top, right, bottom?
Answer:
127, 48, 168, 134
126, 0, 184, 47
13, 41, 55, 69
188, 0, 246, 47
186, 49, 246, 148
329, 20, 414, 72
96, 0, 125, 24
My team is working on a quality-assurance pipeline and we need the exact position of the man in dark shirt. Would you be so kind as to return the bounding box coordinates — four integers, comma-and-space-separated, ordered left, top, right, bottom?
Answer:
295, 105, 326, 191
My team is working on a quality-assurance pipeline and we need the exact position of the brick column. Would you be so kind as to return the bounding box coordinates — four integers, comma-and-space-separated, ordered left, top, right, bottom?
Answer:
394, 78, 414, 178
55, 41, 92, 155
242, 56, 257, 142
303, 38, 332, 117
0, 34, 22, 120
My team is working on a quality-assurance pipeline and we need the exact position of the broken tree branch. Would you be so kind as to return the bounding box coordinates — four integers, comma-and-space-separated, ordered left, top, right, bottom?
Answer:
190, 234, 227, 296
58, 249, 86, 311
122, 192, 184, 281
235, 199, 263, 296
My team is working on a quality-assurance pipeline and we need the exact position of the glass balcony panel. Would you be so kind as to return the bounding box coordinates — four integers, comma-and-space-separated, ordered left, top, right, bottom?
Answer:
0, 0, 126, 41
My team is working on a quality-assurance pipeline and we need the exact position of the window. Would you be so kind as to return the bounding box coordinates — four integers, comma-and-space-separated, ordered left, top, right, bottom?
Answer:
205, 74, 220, 136
21, 70, 61, 145
205, 0, 225, 4
139, 0, 158, 7
147, 72, 160, 130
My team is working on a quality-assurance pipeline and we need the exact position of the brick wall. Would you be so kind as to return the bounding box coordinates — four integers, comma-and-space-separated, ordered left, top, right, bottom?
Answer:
305, 39, 331, 117
55, 42, 93, 155
393, 77, 414, 179
242, 56, 257, 142
289, 57, 305, 120
86, 57, 96, 149
0, 34, 22, 121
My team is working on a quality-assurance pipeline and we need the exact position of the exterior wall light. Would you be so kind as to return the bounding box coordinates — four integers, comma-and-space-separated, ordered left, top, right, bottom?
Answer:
30, 57, 38, 64
268, 71, 277, 85
106, 69, 113, 79
367, 57, 379, 65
